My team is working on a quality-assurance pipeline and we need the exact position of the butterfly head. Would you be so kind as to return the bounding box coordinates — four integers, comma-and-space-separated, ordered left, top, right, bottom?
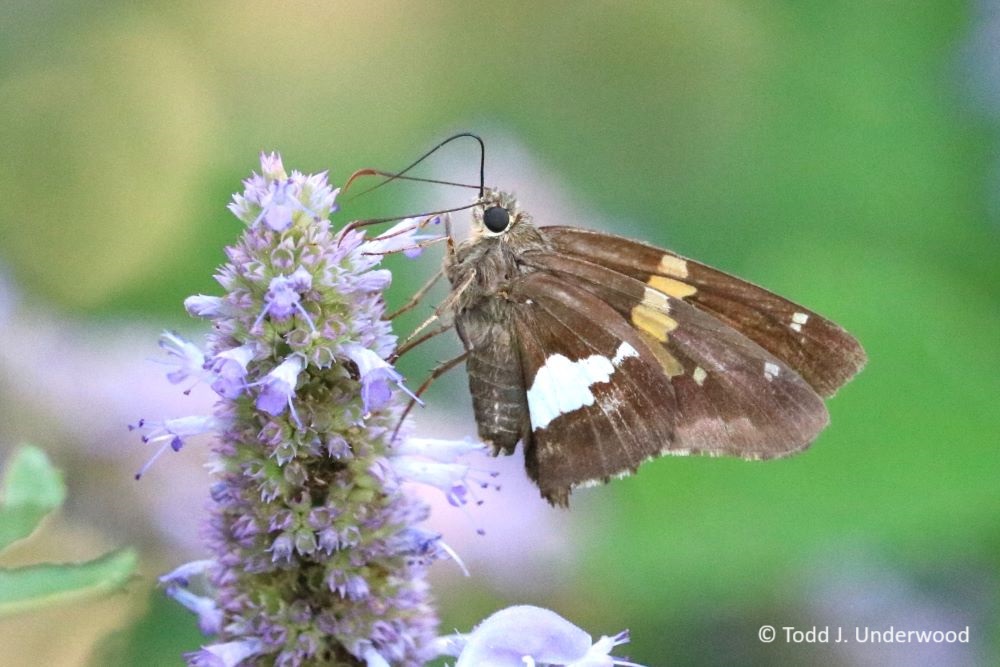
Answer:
474, 189, 527, 238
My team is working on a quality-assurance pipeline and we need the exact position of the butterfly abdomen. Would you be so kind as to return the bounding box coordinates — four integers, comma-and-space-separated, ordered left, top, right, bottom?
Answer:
455, 306, 531, 456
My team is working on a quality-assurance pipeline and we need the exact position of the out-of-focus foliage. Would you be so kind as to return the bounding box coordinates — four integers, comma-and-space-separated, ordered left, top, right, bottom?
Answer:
0, 446, 136, 617
0, 446, 65, 551
0, 2, 996, 665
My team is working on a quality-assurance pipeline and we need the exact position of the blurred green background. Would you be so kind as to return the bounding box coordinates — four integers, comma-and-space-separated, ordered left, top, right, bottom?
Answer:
1, 2, 998, 665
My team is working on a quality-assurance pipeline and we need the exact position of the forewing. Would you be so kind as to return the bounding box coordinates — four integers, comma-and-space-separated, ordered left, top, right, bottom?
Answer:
522, 251, 830, 459
506, 272, 676, 506
541, 226, 866, 397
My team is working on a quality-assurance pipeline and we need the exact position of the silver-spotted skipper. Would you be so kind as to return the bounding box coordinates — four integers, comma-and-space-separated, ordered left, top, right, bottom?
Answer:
351, 134, 866, 506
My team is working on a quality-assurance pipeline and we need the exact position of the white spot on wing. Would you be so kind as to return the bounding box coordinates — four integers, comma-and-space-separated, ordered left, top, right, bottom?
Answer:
611, 341, 638, 366
527, 351, 619, 430
764, 361, 780, 381
692, 366, 707, 386
790, 322, 802, 332
792, 312, 810, 325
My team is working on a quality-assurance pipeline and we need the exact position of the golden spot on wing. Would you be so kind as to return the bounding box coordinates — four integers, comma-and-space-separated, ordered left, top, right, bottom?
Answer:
638, 331, 684, 377
648, 275, 697, 299
656, 254, 689, 278
631, 303, 678, 343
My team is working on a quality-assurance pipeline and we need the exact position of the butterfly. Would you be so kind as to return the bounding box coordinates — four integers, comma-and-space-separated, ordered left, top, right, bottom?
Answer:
354, 135, 866, 506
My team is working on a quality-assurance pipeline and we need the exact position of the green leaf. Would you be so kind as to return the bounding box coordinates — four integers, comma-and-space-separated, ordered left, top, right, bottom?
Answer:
0, 548, 138, 617
0, 445, 66, 551
89, 587, 205, 667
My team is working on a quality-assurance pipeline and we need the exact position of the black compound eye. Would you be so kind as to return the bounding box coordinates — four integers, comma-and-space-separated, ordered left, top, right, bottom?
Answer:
482, 206, 511, 233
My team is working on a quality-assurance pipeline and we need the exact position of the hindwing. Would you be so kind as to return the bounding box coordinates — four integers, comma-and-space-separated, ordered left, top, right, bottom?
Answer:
505, 272, 675, 505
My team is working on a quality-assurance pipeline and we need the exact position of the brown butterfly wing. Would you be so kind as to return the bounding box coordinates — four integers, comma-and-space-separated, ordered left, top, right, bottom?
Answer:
522, 251, 830, 460
541, 226, 866, 397
505, 271, 676, 505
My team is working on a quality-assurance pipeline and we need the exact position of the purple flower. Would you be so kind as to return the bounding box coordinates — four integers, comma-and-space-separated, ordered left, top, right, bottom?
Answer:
254, 355, 304, 420
250, 176, 326, 232
186, 639, 265, 667
391, 455, 499, 508
130, 416, 219, 479
159, 560, 215, 588
258, 151, 285, 180
341, 268, 392, 294
363, 216, 444, 258
256, 180, 299, 231
157, 331, 209, 387
287, 265, 312, 291
395, 527, 470, 576
253, 271, 316, 332
207, 344, 256, 399
260, 275, 300, 320
227, 152, 339, 231
393, 436, 488, 462
438, 605, 642, 667
165, 586, 223, 635
342, 343, 420, 414
184, 295, 227, 319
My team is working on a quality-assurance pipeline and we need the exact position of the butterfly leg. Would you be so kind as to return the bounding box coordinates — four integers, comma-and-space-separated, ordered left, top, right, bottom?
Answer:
442, 212, 460, 264
387, 269, 444, 320
391, 351, 470, 441
391, 320, 454, 361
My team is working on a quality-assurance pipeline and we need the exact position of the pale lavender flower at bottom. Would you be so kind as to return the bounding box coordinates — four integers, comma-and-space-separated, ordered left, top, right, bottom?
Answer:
435, 605, 643, 667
